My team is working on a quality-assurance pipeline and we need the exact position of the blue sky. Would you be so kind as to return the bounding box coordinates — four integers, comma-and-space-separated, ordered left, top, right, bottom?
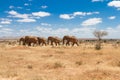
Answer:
0, 0, 120, 38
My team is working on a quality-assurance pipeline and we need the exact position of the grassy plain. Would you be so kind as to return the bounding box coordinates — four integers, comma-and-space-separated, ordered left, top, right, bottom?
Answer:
0, 43, 120, 80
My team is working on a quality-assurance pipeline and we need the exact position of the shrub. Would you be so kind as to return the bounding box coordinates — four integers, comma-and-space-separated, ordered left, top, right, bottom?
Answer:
75, 61, 82, 66
27, 65, 33, 69
53, 62, 63, 69
95, 42, 101, 50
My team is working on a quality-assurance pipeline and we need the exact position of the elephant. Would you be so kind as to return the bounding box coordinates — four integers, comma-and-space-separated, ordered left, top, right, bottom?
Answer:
47, 36, 61, 46
63, 35, 70, 46
19, 37, 25, 45
63, 35, 79, 46
37, 37, 47, 46
24, 36, 38, 46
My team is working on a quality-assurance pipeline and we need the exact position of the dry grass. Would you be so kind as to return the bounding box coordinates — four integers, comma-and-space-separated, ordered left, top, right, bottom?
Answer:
0, 42, 120, 80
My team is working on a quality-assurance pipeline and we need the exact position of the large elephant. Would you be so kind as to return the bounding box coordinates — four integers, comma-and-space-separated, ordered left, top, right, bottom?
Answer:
63, 35, 70, 45
63, 35, 79, 46
19, 37, 25, 45
47, 36, 61, 46
37, 37, 47, 46
24, 36, 38, 46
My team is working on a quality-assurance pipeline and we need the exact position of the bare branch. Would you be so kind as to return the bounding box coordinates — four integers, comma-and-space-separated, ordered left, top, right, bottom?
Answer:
93, 30, 108, 40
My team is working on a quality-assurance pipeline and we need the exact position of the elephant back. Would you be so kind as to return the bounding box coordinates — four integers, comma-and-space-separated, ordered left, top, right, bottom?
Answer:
54, 37, 61, 42
38, 37, 46, 42
25, 36, 38, 43
63, 35, 70, 40
19, 37, 25, 42
69, 36, 78, 42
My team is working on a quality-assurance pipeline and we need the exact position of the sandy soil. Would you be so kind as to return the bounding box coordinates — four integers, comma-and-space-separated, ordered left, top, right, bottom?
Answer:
0, 44, 120, 80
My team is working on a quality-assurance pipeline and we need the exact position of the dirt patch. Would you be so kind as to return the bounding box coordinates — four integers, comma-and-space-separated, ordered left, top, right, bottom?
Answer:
8, 46, 31, 50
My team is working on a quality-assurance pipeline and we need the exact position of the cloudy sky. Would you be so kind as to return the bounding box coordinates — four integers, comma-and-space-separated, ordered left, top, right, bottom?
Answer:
0, 0, 120, 38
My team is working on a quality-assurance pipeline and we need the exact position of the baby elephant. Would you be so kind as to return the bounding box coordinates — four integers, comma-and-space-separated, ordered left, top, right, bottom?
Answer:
37, 37, 47, 46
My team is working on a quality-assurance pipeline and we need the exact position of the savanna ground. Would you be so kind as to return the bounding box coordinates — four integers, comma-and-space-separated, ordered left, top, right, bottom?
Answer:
0, 41, 120, 80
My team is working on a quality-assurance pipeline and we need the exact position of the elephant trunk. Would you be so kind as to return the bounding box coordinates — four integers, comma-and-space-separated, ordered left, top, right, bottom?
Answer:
47, 39, 50, 45
63, 38, 65, 45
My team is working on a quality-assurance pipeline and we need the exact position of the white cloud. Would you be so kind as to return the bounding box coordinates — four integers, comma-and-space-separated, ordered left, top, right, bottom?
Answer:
1, 25, 120, 38
24, 3, 29, 6
73, 11, 99, 16
7, 10, 51, 23
108, 16, 116, 20
8, 10, 18, 15
41, 23, 51, 26
81, 18, 102, 26
106, 25, 120, 38
32, 11, 51, 17
0, 25, 3, 28
117, 25, 120, 29
9, 6, 14, 9
14, 14, 29, 19
59, 14, 74, 20
87, 12, 99, 15
0, 18, 12, 24
19, 29, 31, 36
17, 18, 36, 22
8, 10, 29, 19
33, 26, 96, 37
8, 10, 51, 19
0, 28, 14, 35
108, 1, 120, 10
36, 27, 52, 33
1, 21, 11, 24
1, 28, 13, 32
73, 12, 86, 16
9, 6, 22, 9
17, 7, 23, 9
8, 10, 35, 23
92, 0, 103, 2
60, 11, 99, 20
41, 5, 48, 9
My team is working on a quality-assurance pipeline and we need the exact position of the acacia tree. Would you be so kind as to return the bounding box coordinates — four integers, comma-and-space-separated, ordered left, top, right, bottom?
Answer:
93, 30, 108, 50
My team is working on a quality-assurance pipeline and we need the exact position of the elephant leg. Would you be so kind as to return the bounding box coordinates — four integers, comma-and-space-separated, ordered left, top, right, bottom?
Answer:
41, 42, 43, 46
39, 42, 41, 45
57, 42, 59, 46
66, 41, 70, 46
23, 42, 25, 45
39, 42, 41, 46
47, 40, 49, 45
33, 42, 36, 47
43, 42, 45, 46
66, 41, 69, 46
42, 42, 45, 46
33, 43, 35, 47
58, 42, 60, 46
51, 41, 53, 46
35, 42, 37, 46
63, 40, 65, 45
68, 42, 71, 46
44, 42, 47, 46
51, 41, 53, 45
38, 41, 40, 45
19, 41, 21, 45
76, 42, 79, 46
28, 42, 31, 46
56, 42, 58, 46
55, 42, 57, 46
42, 42, 44, 46
72, 42, 75, 46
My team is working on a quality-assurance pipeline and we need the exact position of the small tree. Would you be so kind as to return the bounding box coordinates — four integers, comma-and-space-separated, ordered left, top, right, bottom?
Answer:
93, 30, 108, 50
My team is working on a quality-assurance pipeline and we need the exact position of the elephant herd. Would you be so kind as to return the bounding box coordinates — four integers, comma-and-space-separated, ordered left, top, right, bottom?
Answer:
19, 35, 79, 46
